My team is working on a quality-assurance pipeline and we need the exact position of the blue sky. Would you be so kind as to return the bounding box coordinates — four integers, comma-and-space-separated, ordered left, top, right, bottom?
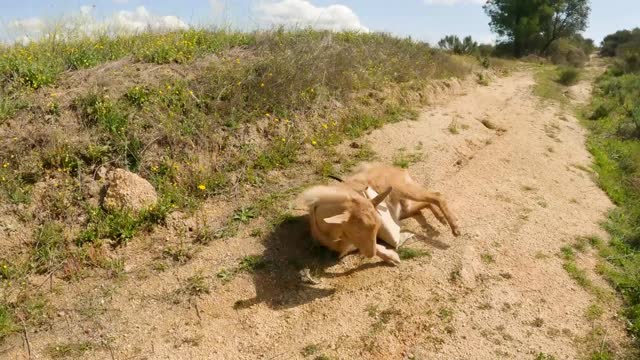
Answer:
1, 0, 638, 45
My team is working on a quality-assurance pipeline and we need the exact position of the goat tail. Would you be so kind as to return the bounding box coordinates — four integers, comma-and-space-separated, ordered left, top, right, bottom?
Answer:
302, 185, 348, 207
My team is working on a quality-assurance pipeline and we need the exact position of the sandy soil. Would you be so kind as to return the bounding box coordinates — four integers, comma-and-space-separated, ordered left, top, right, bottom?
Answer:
2, 68, 632, 359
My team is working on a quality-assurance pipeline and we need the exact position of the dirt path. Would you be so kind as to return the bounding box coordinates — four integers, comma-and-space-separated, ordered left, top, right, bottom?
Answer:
4, 68, 631, 360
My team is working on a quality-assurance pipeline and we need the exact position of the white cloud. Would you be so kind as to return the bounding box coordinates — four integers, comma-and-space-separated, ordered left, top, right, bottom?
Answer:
5, 6, 188, 44
107, 6, 189, 32
255, 0, 368, 32
8, 17, 45, 33
424, 0, 486, 5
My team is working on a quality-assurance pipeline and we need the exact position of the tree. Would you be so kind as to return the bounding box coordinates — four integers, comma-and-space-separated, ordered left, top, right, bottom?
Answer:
483, 0, 590, 57
437, 35, 478, 55
540, 0, 591, 53
600, 28, 640, 57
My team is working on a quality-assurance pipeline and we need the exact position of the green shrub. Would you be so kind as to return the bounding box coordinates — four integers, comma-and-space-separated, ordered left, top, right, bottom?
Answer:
557, 67, 580, 85
548, 39, 587, 67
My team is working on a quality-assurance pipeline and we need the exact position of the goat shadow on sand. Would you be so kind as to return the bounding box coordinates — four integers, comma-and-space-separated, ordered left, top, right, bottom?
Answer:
233, 213, 449, 311
233, 215, 391, 311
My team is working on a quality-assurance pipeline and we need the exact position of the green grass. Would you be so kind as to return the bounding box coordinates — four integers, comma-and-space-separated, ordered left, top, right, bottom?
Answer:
392, 151, 422, 169
0, 304, 18, 341
397, 247, 431, 260
582, 66, 640, 342
480, 253, 495, 264
46, 341, 97, 359
534, 65, 570, 105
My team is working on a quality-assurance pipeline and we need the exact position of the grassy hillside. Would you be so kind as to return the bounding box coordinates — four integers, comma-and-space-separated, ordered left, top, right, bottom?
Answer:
0, 28, 491, 341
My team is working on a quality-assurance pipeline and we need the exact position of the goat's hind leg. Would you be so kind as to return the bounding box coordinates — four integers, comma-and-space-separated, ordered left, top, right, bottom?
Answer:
400, 201, 448, 225
395, 180, 461, 236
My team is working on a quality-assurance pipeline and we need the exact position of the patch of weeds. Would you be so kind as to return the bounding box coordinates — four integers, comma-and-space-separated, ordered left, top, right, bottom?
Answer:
125, 86, 152, 108
398, 247, 431, 260
193, 226, 217, 245
316, 161, 335, 178
448, 120, 460, 134
301, 344, 321, 357
0, 304, 18, 340
437, 307, 454, 322
481, 253, 495, 264
238, 255, 267, 273
585, 303, 603, 322
354, 143, 377, 161
560, 246, 576, 261
182, 274, 210, 297
572, 238, 589, 253
232, 207, 257, 224
216, 268, 235, 283
392, 151, 422, 169
563, 261, 591, 288
162, 245, 194, 264
521, 185, 536, 191
535, 353, 557, 360
104, 258, 125, 279
368, 306, 401, 332
476, 73, 490, 86
46, 341, 97, 359
32, 222, 68, 274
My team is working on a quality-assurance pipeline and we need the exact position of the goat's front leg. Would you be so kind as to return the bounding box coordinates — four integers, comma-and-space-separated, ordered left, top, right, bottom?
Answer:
375, 244, 400, 265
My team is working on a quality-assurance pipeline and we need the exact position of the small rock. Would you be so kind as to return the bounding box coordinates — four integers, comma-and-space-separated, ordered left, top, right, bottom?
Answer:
102, 168, 158, 212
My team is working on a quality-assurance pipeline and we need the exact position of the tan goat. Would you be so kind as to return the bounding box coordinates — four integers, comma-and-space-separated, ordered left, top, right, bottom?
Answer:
303, 185, 401, 265
342, 163, 461, 237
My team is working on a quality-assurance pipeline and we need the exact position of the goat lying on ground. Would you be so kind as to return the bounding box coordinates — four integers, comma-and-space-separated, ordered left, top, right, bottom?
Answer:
341, 163, 461, 237
303, 163, 460, 265
303, 185, 401, 265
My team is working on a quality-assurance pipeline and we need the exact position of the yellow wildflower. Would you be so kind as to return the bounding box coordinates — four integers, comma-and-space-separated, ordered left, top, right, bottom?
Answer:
198, 184, 206, 191
311, 140, 317, 146
281, 138, 286, 142
2, 163, 8, 168
322, 123, 328, 129
260, 83, 265, 88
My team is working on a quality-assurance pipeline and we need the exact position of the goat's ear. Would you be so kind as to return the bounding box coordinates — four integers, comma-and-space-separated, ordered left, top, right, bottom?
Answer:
371, 187, 392, 207
323, 211, 350, 224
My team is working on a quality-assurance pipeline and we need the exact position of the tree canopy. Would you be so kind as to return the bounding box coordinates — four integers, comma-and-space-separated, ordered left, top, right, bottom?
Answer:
483, 0, 590, 56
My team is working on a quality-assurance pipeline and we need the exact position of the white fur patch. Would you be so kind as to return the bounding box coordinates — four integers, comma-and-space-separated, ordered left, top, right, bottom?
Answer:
364, 187, 403, 248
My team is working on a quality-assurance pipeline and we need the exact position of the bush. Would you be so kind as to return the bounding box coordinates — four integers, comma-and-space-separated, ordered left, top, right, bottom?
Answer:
557, 67, 580, 85
601, 28, 640, 57
548, 39, 588, 67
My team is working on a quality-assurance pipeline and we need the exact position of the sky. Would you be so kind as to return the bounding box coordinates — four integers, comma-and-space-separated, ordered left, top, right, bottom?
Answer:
0, 0, 638, 45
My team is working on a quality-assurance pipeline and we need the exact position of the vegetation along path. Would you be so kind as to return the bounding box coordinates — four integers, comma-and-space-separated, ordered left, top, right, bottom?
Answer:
2, 62, 635, 359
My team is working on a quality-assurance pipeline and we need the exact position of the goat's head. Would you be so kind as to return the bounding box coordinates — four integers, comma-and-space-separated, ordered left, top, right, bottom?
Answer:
322, 187, 392, 257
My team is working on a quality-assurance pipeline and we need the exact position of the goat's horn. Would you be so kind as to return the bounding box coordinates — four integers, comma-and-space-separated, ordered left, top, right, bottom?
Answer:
371, 187, 392, 207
